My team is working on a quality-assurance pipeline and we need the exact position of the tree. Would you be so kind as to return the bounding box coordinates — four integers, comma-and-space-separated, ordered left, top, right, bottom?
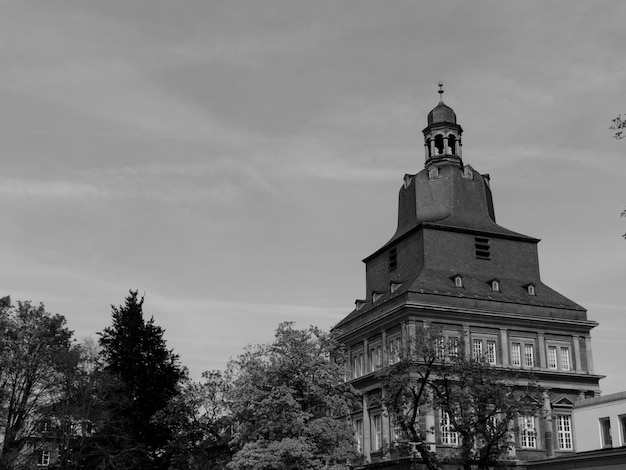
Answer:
0, 300, 76, 470
154, 371, 233, 470
94, 290, 187, 470
226, 322, 360, 470
379, 327, 543, 470
434, 357, 543, 470
610, 114, 625, 139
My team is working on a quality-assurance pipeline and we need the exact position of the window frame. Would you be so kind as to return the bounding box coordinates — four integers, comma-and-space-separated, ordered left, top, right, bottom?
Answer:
471, 335, 498, 365
440, 410, 459, 446
371, 414, 383, 451
519, 416, 537, 449
37, 450, 51, 467
600, 417, 613, 448
556, 414, 573, 450
351, 349, 364, 379
355, 418, 364, 453
510, 338, 536, 368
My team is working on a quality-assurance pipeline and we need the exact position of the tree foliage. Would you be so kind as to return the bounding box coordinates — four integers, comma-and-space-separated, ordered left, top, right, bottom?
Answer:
94, 290, 187, 470
226, 322, 360, 470
0, 299, 76, 470
610, 114, 625, 139
379, 327, 543, 470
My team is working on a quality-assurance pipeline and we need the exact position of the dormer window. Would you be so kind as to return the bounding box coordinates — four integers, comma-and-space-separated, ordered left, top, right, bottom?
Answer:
490, 279, 500, 292
372, 292, 384, 303
388, 248, 397, 272
390, 282, 402, 293
355, 299, 366, 311
452, 275, 463, 288
525, 284, 536, 296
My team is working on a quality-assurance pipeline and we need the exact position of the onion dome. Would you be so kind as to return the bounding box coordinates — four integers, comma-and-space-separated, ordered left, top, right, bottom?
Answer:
427, 82, 457, 124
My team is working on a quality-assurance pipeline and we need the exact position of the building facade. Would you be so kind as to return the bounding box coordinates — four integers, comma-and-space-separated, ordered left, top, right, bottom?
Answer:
333, 86, 603, 467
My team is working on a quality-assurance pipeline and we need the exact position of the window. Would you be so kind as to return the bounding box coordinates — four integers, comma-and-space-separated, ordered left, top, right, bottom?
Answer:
372, 292, 383, 302
527, 284, 536, 295
560, 347, 571, 371
390, 281, 401, 293
37, 450, 50, 467
440, 411, 458, 446
472, 337, 498, 365
524, 344, 534, 367
389, 248, 397, 272
372, 415, 382, 450
352, 352, 364, 379
520, 416, 537, 448
547, 344, 571, 371
453, 275, 463, 288
619, 415, 626, 447
355, 419, 363, 453
557, 415, 573, 450
548, 346, 558, 369
511, 340, 535, 368
387, 336, 401, 364
600, 417, 612, 448
491, 280, 500, 292
369, 344, 382, 372
486, 340, 497, 365
475, 237, 490, 260
511, 343, 521, 366
472, 339, 483, 359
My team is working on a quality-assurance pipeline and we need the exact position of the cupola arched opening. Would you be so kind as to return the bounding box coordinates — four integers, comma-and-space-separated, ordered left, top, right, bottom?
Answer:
448, 135, 456, 154
434, 134, 444, 155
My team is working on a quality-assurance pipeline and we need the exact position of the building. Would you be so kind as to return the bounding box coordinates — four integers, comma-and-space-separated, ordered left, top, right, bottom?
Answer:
523, 392, 626, 470
333, 85, 603, 467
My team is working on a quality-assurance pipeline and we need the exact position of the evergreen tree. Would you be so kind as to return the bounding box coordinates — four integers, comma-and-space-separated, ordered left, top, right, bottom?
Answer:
95, 290, 186, 469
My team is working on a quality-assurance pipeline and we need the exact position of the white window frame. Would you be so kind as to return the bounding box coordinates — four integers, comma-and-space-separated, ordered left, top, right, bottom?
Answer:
560, 347, 571, 371
471, 336, 498, 365
37, 450, 50, 467
369, 343, 382, 372
519, 416, 537, 448
372, 414, 383, 451
546, 341, 572, 371
547, 345, 558, 369
440, 411, 459, 446
387, 336, 401, 365
352, 351, 364, 379
355, 419, 363, 453
600, 417, 612, 448
557, 415, 573, 450
510, 338, 536, 368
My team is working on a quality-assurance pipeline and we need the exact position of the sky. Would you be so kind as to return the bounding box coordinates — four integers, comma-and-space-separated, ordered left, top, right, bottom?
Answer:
1, 1, 625, 393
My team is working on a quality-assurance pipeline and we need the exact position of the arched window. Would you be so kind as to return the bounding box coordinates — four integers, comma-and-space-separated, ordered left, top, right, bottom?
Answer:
527, 285, 535, 296
434, 134, 444, 155
491, 280, 500, 292
448, 135, 456, 154
454, 276, 463, 288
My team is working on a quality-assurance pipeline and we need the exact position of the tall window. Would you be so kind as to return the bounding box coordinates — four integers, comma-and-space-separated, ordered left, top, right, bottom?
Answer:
372, 415, 382, 450
472, 339, 483, 359
520, 416, 537, 448
37, 450, 50, 466
547, 346, 558, 369
557, 415, 573, 450
448, 337, 459, 359
560, 347, 571, 371
600, 417, 612, 448
369, 345, 382, 372
387, 337, 401, 364
524, 344, 534, 367
511, 343, 521, 366
486, 340, 497, 365
352, 352, 364, 379
355, 419, 363, 453
472, 338, 497, 365
440, 411, 459, 446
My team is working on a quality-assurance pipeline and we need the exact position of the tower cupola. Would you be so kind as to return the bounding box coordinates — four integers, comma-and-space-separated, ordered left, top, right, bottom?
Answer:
422, 82, 463, 169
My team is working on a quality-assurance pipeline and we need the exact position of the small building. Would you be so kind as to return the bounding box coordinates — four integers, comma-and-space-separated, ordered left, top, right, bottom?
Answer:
572, 391, 626, 451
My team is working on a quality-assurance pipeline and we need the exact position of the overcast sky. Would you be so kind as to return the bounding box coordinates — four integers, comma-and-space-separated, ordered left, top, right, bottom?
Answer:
1, 1, 625, 393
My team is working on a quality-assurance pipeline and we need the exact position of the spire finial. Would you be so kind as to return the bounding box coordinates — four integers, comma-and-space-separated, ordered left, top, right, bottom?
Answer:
438, 81, 444, 102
